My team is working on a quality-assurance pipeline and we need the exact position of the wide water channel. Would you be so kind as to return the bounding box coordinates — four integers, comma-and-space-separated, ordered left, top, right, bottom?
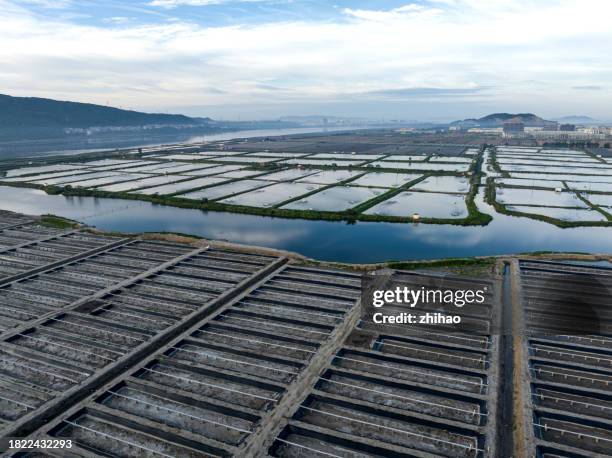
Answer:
0, 186, 610, 263
0, 126, 369, 159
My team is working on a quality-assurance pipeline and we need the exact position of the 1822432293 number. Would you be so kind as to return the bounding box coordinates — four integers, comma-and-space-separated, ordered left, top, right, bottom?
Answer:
9, 439, 73, 449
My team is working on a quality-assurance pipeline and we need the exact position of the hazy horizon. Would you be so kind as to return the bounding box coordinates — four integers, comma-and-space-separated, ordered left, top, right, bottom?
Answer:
1, 0, 611, 121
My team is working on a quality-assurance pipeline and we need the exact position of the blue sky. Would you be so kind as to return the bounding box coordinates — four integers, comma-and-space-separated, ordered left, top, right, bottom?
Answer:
1, 0, 611, 121
11, 1, 438, 27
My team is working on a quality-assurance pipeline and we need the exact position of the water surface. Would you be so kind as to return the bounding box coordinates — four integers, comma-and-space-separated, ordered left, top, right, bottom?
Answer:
2, 186, 611, 263
0, 126, 369, 159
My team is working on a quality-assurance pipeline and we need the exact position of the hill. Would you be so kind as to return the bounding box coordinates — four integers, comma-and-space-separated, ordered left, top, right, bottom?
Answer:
451, 113, 557, 129
553, 115, 598, 124
0, 94, 205, 129
0, 94, 302, 154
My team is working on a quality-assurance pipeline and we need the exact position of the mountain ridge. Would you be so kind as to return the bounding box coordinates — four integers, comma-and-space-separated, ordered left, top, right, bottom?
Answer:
553, 115, 598, 124
0, 93, 208, 129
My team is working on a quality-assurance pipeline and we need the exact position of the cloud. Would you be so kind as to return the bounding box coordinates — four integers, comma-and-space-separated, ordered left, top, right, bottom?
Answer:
572, 85, 604, 90
149, 0, 221, 7
12, 0, 72, 8
362, 87, 488, 100
1, 0, 611, 119
148, 0, 266, 8
103, 16, 130, 25
343, 3, 443, 22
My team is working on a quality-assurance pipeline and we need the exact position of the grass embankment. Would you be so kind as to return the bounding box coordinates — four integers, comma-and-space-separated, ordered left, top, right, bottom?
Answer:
464, 147, 493, 225
519, 250, 591, 256
39, 214, 80, 229
302, 254, 498, 276
388, 257, 497, 277
387, 257, 495, 270
254, 163, 467, 176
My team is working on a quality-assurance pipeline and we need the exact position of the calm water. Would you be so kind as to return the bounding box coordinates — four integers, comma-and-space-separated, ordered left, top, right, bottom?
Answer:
1, 186, 611, 263
0, 126, 368, 159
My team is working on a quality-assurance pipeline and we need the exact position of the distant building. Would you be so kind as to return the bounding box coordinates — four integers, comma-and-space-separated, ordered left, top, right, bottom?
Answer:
468, 127, 503, 134
503, 119, 525, 134
559, 123, 576, 131
530, 130, 606, 141
541, 122, 559, 131
581, 126, 612, 135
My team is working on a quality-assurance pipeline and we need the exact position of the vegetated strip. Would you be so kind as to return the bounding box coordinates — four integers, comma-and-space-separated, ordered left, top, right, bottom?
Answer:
464, 146, 493, 225
488, 147, 509, 177
386, 257, 496, 271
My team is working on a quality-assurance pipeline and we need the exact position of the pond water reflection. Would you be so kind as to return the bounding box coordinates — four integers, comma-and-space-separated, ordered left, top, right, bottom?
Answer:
0, 185, 611, 263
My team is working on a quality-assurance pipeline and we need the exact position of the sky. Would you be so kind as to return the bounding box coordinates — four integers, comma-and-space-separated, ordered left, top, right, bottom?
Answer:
1, 0, 611, 122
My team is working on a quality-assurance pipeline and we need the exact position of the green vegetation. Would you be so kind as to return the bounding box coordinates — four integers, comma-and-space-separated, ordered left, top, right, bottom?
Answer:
496, 183, 558, 191
387, 257, 497, 277
464, 190, 492, 225
39, 214, 80, 229
387, 257, 495, 270
250, 162, 285, 171
518, 250, 591, 256
464, 148, 493, 225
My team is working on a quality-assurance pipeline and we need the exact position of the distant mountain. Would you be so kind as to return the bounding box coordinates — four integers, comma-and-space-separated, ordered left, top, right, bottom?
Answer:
451, 113, 557, 129
0, 93, 207, 129
553, 115, 598, 124
0, 94, 304, 148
